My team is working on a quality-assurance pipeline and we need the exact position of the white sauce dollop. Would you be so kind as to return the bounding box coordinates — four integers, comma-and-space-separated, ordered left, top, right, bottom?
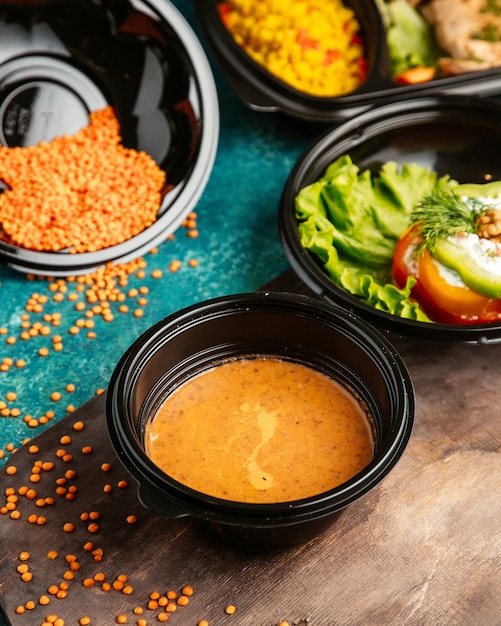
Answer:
443, 194, 501, 278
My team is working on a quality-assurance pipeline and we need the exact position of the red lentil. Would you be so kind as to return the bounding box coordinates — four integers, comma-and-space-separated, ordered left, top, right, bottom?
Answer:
0, 107, 166, 252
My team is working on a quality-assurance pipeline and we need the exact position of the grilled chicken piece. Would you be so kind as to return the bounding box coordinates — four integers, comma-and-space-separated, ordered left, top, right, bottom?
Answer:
437, 56, 495, 75
419, 0, 501, 74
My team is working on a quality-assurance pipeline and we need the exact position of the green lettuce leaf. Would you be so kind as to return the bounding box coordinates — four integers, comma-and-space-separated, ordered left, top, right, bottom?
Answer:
295, 155, 457, 321
376, 0, 443, 78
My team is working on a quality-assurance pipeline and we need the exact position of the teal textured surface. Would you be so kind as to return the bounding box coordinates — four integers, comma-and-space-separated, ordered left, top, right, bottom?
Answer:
0, 3, 317, 623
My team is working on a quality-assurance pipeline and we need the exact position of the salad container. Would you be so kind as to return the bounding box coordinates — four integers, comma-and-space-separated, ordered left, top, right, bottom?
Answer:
279, 94, 501, 342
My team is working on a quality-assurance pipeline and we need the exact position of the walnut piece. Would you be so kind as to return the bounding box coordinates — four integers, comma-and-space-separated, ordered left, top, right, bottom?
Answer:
476, 209, 501, 243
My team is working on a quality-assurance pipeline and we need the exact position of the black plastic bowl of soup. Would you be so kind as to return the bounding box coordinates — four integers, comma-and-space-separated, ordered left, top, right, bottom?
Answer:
106, 292, 414, 548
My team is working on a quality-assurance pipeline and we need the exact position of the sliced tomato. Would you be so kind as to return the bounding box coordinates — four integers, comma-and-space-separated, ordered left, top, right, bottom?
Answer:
392, 227, 501, 324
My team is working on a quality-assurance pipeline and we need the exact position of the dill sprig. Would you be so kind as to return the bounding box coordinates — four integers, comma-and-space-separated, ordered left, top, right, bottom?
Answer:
410, 189, 486, 254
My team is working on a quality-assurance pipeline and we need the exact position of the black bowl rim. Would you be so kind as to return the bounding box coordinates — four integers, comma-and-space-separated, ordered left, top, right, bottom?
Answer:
106, 291, 415, 525
0, 0, 219, 276
278, 93, 501, 343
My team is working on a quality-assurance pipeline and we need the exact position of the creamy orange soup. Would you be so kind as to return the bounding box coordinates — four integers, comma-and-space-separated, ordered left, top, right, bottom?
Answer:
145, 357, 374, 504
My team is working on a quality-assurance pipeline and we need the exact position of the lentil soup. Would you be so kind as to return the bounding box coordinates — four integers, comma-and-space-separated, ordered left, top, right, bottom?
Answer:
145, 357, 374, 503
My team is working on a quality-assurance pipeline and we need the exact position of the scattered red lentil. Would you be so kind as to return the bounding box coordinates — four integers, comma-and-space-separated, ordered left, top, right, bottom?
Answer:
220, 0, 367, 96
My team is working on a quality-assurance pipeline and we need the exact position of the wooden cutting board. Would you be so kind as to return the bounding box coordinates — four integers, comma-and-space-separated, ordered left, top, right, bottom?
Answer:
1, 271, 500, 626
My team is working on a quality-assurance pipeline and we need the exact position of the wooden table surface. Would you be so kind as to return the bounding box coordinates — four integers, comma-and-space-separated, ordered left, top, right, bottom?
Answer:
1, 271, 500, 626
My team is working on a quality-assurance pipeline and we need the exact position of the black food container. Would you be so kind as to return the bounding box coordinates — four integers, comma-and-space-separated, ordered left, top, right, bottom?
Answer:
279, 94, 501, 342
194, 0, 501, 122
106, 292, 414, 549
0, 0, 219, 275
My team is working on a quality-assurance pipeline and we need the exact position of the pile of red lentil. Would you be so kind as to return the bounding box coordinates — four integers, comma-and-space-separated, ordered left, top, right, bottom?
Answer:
0, 106, 166, 253
219, 0, 367, 96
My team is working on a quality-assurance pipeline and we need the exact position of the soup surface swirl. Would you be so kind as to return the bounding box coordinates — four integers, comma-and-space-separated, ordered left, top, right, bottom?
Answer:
145, 357, 374, 503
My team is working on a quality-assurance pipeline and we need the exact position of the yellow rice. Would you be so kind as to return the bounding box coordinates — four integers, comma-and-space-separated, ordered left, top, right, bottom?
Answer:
220, 0, 367, 97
